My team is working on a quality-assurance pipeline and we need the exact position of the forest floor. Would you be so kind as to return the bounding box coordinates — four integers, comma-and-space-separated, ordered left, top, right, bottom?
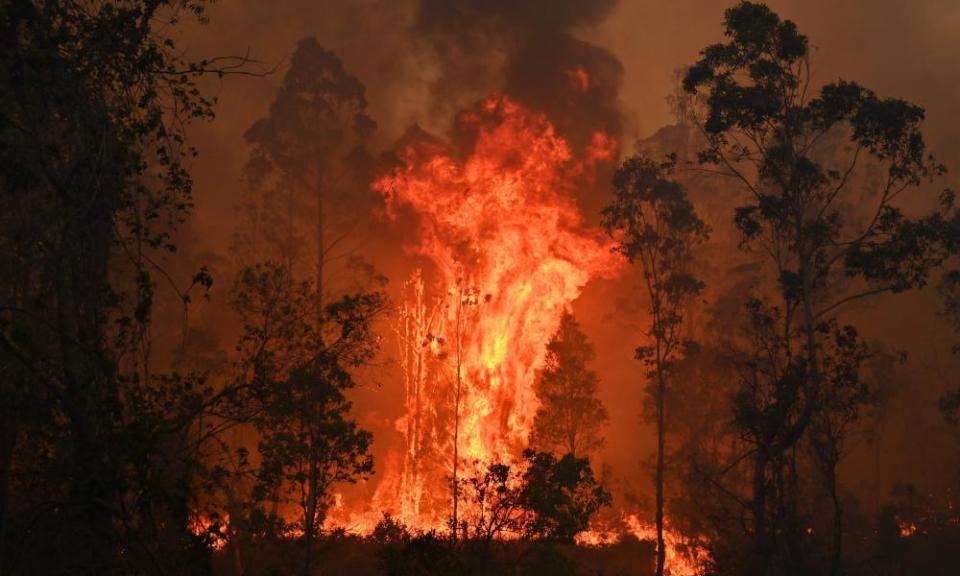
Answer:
211, 536, 658, 576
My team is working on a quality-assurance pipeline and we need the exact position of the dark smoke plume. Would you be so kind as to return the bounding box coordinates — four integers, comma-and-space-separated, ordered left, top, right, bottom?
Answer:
415, 0, 623, 154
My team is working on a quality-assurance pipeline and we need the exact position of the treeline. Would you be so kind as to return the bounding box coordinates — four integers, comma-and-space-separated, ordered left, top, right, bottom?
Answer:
607, 3, 960, 576
0, 1, 234, 574
0, 2, 384, 574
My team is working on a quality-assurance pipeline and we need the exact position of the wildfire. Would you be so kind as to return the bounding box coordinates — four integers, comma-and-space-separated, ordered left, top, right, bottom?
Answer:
316, 94, 713, 575
335, 95, 618, 531
313, 93, 714, 573
898, 519, 919, 538
574, 515, 707, 576
190, 514, 228, 551
622, 515, 707, 576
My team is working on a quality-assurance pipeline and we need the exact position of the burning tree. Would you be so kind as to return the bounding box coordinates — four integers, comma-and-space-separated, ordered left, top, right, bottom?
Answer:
370, 96, 619, 532
602, 156, 708, 576
393, 273, 437, 525
530, 311, 609, 458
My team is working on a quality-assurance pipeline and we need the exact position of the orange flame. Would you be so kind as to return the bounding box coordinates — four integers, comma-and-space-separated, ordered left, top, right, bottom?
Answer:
574, 515, 707, 575
336, 95, 619, 531
320, 94, 711, 575
898, 518, 918, 538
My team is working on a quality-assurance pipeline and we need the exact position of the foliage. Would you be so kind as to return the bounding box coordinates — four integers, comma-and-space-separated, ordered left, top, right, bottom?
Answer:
601, 153, 708, 410
459, 461, 526, 542
375, 469, 593, 576
245, 37, 375, 176
530, 311, 608, 457
448, 450, 611, 545
228, 37, 384, 574
602, 154, 707, 575
228, 262, 383, 552
375, 516, 465, 576
518, 450, 612, 543
684, 1, 949, 305
681, 2, 953, 573
0, 1, 252, 573
239, 36, 377, 271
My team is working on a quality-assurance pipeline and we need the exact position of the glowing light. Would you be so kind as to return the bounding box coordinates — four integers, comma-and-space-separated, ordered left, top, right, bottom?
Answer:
623, 514, 706, 576
575, 514, 707, 576
329, 95, 619, 532
898, 519, 918, 538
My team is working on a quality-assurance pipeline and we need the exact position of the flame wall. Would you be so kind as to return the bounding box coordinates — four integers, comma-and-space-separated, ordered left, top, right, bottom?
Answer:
360, 95, 619, 528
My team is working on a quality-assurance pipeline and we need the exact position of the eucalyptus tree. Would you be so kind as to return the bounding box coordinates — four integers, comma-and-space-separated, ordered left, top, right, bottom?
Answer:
683, 2, 952, 572
241, 37, 377, 317
603, 156, 708, 576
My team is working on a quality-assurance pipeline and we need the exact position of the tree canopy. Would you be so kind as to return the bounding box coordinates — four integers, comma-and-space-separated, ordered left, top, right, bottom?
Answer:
530, 311, 608, 458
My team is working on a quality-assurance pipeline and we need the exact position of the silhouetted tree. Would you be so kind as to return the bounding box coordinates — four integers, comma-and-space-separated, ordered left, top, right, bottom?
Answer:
233, 40, 385, 572
453, 449, 611, 545
241, 37, 378, 313
530, 311, 608, 458
459, 460, 525, 544
519, 450, 612, 543
230, 262, 383, 575
602, 156, 707, 576
0, 2, 253, 573
938, 199, 960, 435
683, 2, 952, 572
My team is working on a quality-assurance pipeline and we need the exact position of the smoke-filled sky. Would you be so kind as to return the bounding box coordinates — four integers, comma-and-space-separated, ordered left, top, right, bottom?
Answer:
176, 0, 960, 509
181, 0, 960, 248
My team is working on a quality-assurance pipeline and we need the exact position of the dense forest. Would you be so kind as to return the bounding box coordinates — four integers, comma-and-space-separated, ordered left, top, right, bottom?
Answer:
1, 1, 958, 575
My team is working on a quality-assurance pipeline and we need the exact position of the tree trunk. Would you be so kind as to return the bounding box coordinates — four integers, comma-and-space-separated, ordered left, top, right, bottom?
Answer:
752, 449, 769, 569
829, 465, 843, 576
452, 286, 463, 542
316, 171, 325, 328
655, 362, 666, 576
224, 476, 246, 576
304, 171, 325, 576
0, 418, 16, 576
451, 294, 462, 542
303, 448, 319, 576
815, 432, 843, 576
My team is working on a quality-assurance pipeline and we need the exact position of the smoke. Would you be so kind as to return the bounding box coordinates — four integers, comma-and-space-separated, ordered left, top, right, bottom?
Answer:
414, 0, 623, 156
170, 0, 960, 522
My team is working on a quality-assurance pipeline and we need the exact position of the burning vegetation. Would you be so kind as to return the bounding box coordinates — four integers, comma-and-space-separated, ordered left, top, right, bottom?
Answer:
366, 95, 619, 531
1, 2, 959, 576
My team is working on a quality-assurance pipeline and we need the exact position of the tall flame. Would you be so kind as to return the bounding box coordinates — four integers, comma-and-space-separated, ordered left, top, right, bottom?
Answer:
364, 95, 619, 529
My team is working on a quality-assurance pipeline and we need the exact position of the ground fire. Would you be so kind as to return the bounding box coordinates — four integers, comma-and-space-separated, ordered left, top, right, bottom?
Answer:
371, 95, 619, 529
